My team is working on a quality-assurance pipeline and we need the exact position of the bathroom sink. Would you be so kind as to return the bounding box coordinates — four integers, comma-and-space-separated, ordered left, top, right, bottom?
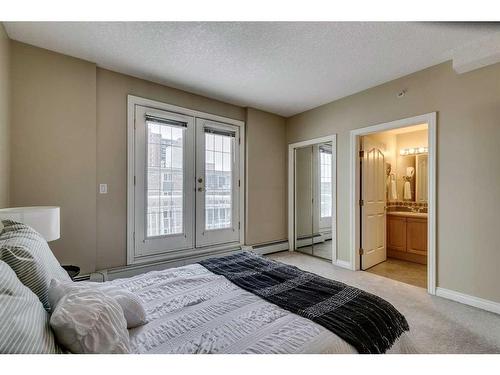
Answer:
387, 206, 412, 212
386, 206, 427, 218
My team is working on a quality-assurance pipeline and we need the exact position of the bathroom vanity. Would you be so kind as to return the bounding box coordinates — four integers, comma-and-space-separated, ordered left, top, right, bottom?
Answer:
387, 211, 427, 265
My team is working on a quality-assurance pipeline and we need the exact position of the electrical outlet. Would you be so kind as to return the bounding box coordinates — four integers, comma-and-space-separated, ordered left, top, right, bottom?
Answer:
99, 184, 108, 194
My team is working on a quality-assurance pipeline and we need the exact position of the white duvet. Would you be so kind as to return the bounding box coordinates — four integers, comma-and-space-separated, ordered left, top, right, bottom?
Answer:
109, 263, 416, 354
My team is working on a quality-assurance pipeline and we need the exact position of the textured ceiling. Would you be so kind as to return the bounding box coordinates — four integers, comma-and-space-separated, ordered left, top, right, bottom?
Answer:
4, 22, 500, 117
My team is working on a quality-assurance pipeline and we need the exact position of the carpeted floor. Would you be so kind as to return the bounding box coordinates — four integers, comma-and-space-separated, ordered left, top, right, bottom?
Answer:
267, 251, 500, 354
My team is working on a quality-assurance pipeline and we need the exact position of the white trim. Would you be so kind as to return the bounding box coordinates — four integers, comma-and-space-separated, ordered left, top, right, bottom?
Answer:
349, 112, 437, 295
127, 95, 245, 266
287, 134, 337, 263
436, 288, 500, 316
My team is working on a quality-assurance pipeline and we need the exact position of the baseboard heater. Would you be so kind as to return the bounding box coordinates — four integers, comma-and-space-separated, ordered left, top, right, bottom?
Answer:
248, 240, 289, 255
83, 241, 289, 282
89, 246, 243, 282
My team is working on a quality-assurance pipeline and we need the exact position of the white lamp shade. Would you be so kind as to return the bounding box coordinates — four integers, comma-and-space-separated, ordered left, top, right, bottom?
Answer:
0, 206, 60, 242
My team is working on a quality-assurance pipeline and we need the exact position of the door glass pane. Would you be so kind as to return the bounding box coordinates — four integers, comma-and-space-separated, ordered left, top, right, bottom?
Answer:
205, 131, 232, 230
320, 147, 332, 218
146, 120, 184, 237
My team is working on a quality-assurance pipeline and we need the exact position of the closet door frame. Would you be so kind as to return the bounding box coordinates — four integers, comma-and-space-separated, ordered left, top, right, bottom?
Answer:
288, 134, 338, 263
127, 95, 245, 266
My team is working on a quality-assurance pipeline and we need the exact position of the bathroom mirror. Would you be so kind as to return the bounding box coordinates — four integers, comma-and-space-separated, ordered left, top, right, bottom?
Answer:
416, 154, 428, 202
395, 153, 428, 202
294, 141, 333, 260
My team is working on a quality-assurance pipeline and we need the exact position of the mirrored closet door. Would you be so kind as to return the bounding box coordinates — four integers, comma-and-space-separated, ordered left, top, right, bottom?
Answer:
294, 141, 334, 261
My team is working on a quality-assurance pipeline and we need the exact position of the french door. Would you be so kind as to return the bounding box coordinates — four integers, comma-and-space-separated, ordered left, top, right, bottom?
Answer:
133, 104, 240, 261
195, 119, 240, 247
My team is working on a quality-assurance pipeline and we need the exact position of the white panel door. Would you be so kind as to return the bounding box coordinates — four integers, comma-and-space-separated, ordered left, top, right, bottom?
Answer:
195, 119, 240, 247
134, 105, 195, 257
361, 137, 387, 270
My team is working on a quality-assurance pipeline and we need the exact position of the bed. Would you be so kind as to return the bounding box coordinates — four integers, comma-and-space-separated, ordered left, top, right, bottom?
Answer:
109, 253, 415, 354
1, 219, 414, 354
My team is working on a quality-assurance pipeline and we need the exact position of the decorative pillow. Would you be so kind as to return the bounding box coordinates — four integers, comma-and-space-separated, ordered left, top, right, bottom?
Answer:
48, 279, 147, 329
50, 288, 130, 354
0, 260, 62, 354
0, 220, 71, 311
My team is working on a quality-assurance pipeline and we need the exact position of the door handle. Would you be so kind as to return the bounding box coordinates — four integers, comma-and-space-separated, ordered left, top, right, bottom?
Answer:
197, 187, 204, 192
197, 177, 203, 183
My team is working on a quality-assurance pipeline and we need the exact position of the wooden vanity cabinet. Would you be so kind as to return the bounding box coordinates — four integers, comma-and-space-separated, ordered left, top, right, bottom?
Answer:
387, 216, 406, 252
406, 218, 428, 256
387, 214, 427, 264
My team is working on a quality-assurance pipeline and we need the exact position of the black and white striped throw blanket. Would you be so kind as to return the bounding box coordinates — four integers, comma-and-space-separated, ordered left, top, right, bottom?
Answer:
200, 252, 409, 354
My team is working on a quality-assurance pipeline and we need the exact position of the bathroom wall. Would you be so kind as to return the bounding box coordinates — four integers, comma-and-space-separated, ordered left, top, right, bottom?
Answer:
395, 129, 428, 200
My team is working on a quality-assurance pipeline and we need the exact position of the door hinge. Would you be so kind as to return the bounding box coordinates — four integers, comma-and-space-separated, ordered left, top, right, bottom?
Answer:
134, 176, 136, 186
238, 179, 241, 187
133, 232, 135, 241
359, 150, 364, 158
238, 222, 241, 230
239, 137, 241, 145
359, 199, 364, 206
359, 248, 364, 255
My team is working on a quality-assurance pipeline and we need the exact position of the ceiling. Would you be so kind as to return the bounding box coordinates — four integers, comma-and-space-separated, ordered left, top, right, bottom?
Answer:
4, 22, 500, 117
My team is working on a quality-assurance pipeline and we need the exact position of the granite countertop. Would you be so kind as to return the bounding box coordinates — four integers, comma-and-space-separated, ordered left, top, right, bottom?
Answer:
387, 211, 428, 219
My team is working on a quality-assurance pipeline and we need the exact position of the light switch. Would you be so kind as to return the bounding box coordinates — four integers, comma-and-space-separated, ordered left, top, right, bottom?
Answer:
99, 184, 108, 194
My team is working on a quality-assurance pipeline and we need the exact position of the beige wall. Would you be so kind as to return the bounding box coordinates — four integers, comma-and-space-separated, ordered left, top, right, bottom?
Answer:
9, 42, 288, 273
245, 108, 287, 245
0, 25, 9, 207
10, 41, 97, 273
95, 68, 246, 269
11, 37, 500, 305
286, 61, 500, 302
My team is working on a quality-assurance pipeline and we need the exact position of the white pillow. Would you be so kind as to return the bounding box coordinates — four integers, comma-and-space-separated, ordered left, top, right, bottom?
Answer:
50, 288, 130, 354
48, 279, 147, 328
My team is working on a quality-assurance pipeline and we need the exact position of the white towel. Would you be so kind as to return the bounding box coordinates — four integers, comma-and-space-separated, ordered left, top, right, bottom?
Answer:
387, 174, 398, 201
403, 181, 412, 200
390, 179, 398, 200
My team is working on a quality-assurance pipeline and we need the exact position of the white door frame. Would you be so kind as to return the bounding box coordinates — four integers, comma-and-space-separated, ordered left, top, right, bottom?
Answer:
127, 95, 245, 265
349, 113, 437, 295
288, 134, 338, 264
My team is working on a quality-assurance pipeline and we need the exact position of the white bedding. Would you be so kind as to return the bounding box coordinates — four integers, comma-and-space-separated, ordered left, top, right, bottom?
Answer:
109, 263, 416, 354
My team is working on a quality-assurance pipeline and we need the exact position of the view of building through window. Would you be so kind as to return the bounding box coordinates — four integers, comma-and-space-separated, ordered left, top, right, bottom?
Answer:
146, 121, 234, 237
205, 131, 232, 230
320, 146, 332, 218
146, 121, 184, 237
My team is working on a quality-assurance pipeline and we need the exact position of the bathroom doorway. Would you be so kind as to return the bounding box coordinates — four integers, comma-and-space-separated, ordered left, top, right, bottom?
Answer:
349, 113, 436, 294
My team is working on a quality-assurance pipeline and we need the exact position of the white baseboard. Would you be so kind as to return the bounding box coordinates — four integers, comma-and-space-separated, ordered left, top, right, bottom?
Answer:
332, 259, 352, 270
436, 287, 500, 315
